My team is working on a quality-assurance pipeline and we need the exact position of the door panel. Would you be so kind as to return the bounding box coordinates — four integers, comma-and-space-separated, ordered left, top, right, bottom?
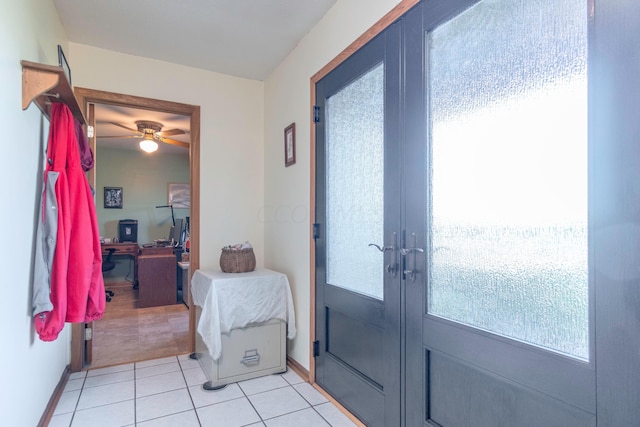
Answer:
315, 24, 402, 427
429, 353, 595, 427
407, 0, 595, 425
427, 0, 589, 360
325, 63, 385, 299
327, 304, 384, 386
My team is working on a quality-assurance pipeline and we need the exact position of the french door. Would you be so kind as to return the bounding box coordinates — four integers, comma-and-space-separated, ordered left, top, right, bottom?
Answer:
316, 0, 599, 425
314, 23, 402, 427
406, 1, 594, 425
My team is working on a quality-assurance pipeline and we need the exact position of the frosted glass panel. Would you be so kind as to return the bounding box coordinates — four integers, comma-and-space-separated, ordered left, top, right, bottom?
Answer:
428, 0, 588, 359
326, 63, 384, 300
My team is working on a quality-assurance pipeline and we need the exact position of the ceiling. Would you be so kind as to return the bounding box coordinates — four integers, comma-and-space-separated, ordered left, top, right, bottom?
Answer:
55, 0, 337, 155
53, 0, 338, 81
94, 104, 190, 156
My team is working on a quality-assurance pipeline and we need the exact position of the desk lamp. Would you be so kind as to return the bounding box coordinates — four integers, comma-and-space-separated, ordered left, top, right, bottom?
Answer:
155, 204, 175, 226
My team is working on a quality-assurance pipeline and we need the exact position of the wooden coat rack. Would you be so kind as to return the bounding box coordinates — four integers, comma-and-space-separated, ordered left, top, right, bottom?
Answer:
21, 60, 86, 125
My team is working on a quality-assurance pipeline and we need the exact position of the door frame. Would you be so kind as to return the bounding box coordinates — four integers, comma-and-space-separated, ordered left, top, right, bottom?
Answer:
70, 87, 201, 372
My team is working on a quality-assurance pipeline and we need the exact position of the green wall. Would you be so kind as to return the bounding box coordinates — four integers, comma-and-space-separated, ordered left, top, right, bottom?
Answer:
96, 146, 189, 281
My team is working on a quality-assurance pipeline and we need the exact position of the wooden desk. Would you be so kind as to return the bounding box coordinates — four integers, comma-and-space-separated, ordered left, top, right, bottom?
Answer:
101, 242, 139, 287
178, 262, 190, 307
138, 246, 177, 308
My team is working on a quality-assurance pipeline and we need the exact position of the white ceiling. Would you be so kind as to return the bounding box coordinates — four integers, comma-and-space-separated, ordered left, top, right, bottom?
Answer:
56, 1, 338, 155
94, 104, 190, 156
53, 0, 338, 81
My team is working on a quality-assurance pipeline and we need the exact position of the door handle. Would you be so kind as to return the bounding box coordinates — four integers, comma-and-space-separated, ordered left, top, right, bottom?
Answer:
368, 243, 395, 252
400, 247, 424, 256
401, 233, 424, 282
369, 232, 399, 278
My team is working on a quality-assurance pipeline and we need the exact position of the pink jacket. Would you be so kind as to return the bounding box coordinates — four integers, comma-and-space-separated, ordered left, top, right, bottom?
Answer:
35, 103, 105, 341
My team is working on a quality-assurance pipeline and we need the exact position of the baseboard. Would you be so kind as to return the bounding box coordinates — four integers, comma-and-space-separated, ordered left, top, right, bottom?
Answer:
286, 355, 310, 382
38, 364, 71, 427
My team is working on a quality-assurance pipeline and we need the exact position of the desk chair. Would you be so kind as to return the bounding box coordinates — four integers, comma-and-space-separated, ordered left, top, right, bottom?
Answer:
102, 248, 116, 302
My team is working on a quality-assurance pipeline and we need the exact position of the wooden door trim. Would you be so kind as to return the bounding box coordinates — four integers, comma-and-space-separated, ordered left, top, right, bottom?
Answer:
70, 87, 201, 372
308, 0, 420, 384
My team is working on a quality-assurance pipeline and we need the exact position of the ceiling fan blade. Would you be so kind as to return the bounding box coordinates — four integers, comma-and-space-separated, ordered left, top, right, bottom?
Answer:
158, 136, 189, 148
97, 134, 142, 139
158, 128, 186, 137
107, 122, 139, 132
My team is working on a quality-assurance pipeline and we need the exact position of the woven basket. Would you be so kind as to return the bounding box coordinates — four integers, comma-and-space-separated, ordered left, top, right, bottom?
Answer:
219, 248, 256, 273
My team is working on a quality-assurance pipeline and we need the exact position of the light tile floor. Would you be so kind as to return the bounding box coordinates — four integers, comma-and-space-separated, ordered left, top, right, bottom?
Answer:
49, 354, 359, 427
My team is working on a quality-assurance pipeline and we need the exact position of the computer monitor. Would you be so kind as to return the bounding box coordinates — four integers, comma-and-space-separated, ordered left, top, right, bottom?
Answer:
169, 218, 184, 246
118, 219, 138, 243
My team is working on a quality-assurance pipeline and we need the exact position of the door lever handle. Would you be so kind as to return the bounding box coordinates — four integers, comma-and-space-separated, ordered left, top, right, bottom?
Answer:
401, 233, 423, 282
368, 243, 395, 252
400, 247, 424, 256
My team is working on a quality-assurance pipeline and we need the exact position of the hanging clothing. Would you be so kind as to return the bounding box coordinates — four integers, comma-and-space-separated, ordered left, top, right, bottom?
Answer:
33, 103, 105, 341
32, 171, 59, 316
75, 118, 94, 171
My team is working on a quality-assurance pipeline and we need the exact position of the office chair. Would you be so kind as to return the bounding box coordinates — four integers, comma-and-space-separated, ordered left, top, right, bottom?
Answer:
102, 248, 116, 302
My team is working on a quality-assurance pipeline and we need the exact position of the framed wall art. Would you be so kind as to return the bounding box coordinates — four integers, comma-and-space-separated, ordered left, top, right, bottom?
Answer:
57, 45, 72, 86
168, 182, 190, 208
284, 122, 296, 167
104, 187, 123, 209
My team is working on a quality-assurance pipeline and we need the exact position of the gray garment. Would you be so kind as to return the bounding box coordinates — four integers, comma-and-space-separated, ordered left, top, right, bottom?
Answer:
32, 171, 59, 316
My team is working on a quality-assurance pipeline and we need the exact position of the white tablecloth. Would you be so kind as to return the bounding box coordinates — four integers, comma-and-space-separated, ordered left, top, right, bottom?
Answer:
191, 268, 296, 361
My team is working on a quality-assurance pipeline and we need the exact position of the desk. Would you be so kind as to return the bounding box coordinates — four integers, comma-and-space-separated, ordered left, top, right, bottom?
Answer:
178, 262, 190, 307
138, 246, 176, 308
101, 242, 139, 287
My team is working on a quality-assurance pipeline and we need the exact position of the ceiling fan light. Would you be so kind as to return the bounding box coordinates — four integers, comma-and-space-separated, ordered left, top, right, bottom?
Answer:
139, 139, 158, 153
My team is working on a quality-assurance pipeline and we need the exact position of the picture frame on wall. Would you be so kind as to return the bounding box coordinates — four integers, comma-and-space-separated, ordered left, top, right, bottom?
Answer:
284, 122, 296, 167
104, 187, 123, 209
168, 182, 190, 208
57, 45, 72, 86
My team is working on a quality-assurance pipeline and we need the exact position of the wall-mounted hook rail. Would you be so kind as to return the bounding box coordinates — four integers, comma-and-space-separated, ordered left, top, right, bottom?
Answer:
21, 60, 86, 124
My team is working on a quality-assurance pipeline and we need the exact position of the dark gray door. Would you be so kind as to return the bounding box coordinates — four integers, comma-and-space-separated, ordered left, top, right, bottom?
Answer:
406, 0, 596, 425
314, 24, 402, 427
315, 0, 640, 426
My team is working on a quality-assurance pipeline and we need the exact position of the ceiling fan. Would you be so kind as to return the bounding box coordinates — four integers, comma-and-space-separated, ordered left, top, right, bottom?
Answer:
98, 120, 189, 152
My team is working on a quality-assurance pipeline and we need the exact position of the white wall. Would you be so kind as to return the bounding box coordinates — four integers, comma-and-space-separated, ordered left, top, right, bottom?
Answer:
1, 1, 403, 420
0, 0, 72, 424
263, 0, 403, 369
68, 43, 266, 270
96, 147, 190, 246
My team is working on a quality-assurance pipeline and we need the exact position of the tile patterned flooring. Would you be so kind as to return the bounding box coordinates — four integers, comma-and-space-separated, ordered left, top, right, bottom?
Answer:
49, 354, 359, 427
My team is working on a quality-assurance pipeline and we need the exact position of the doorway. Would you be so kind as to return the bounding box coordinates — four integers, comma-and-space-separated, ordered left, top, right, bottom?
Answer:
70, 87, 201, 372
313, 0, 597, 425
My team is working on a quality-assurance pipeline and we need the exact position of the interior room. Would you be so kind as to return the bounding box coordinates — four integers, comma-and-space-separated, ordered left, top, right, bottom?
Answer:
4, 0, 640, 426
91, 103, 192, 367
